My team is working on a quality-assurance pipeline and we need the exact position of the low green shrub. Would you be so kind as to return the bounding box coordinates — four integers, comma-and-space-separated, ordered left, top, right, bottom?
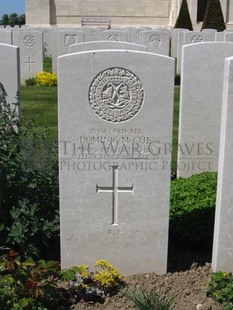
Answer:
124, 287, 177, 310
0, 101, 59, 260
207, 272, 233, 309
25, 77, 36, 86
170, 172, 217, 249
0, 250, 64, 309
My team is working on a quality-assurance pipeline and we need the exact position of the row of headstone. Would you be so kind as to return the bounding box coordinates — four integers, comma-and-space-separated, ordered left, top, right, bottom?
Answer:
1, 38, 233, 275
3, 26, 233, 83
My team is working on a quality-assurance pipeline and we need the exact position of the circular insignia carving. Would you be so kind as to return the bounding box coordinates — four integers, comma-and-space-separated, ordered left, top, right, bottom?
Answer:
23, 35, 36, 47
149, 34, 162, 48
108, 34, 120, 41
191, 35, 203, 43
136, 30, 142, 38
64, 34, 77, 46
89, 67, 144, 123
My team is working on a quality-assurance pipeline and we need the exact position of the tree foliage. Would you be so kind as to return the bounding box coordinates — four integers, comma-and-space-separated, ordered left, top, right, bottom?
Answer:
201, 0, 226, 31
174, 0, 193, 31
0, 13, 25, 27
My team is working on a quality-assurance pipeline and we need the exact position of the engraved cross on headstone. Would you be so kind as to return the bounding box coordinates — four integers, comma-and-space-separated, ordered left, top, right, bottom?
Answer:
96, 165, 134, 226
25, 57, 35, 72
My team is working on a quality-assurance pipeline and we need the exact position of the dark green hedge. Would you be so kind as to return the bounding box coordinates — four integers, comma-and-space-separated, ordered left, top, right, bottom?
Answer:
170, 172, 217, 250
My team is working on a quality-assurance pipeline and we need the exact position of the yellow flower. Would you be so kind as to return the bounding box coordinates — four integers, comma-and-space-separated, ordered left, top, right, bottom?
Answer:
94, 259, 123, 287
36, 71, 57, 86
78, 264, 89, 278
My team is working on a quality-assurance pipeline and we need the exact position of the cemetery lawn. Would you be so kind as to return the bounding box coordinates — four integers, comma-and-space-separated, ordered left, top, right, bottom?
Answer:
21, 85, 58, 140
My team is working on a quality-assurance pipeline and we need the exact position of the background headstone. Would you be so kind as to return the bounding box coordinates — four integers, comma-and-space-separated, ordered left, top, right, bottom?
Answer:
69, 41, 148, 53
58, 29, 85, 56
18, 30, 43, 84
177, 42, 233, 178
212, 56, 233, 272
0, 30, 12, 44
0, 44, 20, 116
170, 28, 188, 58
52, 29, 58, 72
100, 30, 128, 42
215, 32, 225, 41
142, 30, 170, 55
84, 27, 103, 42
177, 31, 215, 73
224, 32, 233, 43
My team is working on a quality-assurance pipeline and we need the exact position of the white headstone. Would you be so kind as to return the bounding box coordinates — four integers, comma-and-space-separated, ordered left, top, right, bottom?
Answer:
84, 28, 103, 42
52, 29, 58, 72
18, 31, 43, 84
0, 30, 12, 44
177, 42, 233, 178
129, 27, 152, 44
0, 44, 20, 116
58, 29, 85, 56
34, 27, 53, 57
202, 29, 217, 34
177, 31, 215, 73
142, 30, 170, 55
224, 32, 233, 42
129, 28, 143, 44
215, 31, 225, 41
170, 28, 188, 58
69, 41, 148, 53
58, 50, 174, 275
212, 56, 233, 272
100, 30, 128, 42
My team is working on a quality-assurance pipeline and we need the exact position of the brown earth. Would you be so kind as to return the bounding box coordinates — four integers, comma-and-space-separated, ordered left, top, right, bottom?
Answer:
73, 245, 222, 310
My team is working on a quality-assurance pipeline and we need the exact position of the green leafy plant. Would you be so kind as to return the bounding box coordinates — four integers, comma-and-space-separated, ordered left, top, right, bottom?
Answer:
124, 287, 177, 310
207, 272, 233, 309
170, 172, 217, 249
0, 99, 59, 260
0, 250, 66, 310
25, 77, 36, 86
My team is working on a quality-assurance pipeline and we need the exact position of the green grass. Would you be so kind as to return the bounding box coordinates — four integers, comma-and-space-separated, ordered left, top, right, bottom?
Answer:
21, 85, 58, 140
43, 57, 52, 72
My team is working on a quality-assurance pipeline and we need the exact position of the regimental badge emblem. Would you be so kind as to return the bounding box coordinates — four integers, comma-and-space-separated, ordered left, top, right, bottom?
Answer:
191, 35, 203, 43
108, 34, 120, 41
89, 67, 144, 123
64, 34, 77, 46
149, 34, 162, 48
23, 35, 36, 47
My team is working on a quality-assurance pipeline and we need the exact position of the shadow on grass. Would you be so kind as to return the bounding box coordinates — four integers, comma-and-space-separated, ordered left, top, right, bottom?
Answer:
167, 207, 215, 272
